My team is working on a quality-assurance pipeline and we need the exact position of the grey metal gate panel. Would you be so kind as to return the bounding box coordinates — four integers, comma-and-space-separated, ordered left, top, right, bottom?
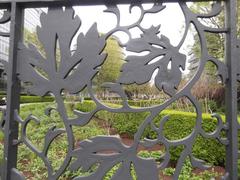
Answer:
0, 0, 238, 179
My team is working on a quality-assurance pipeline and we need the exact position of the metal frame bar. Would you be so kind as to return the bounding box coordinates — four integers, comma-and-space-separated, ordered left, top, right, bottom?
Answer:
2, 2, 23, 179
225, 0, 239, 179
0, 0, 222, 9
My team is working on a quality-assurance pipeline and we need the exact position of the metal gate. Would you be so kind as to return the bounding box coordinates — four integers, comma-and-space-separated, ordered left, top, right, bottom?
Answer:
0, 0, 239, 179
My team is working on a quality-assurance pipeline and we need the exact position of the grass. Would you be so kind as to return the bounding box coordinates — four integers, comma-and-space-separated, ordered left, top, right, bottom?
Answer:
0, 102, 226, 179
0, 102, 107, 179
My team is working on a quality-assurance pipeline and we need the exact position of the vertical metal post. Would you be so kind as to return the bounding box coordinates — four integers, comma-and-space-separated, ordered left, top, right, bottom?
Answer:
225, 0, 238, 179
2, 2, 23, 180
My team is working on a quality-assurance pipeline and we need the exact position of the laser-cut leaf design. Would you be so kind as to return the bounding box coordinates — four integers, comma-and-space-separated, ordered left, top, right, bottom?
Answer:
118, 26, 186, 96
70, 136, 158, 180
17, 7, 106, 96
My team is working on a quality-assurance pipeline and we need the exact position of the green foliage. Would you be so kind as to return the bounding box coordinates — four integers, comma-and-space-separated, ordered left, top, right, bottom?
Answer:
105, 111, 150, 136
124, 83, 158, 99
0, 91, 6, 95
190, 2, 240, 75
104, 99, 223, 113
178, 159, 193, 180
153, 112, 225, 165
188, 2, 240, 114
94, 36, 124, 88
138, 151, 162, 159
190, 2, 224, 60
20, 95, 55, 103
75, 100, 97, 112
0, 95, 55, 103
117, 100, 164, 107
0, 101, 231, 178
0, 102, 107, 179
76, 101, 227, 166
24, 28, 61, 61
103, 151, 221, 179
162, 167, 175, 176
163, 158, 222, 179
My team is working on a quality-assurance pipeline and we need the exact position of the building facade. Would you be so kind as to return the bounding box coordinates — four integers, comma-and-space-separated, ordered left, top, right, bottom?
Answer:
0, 8, 43, 91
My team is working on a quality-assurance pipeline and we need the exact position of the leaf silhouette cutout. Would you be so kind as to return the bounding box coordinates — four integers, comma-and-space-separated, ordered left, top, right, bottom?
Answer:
118, 26, 186, 96
70, 136, 158, 180
17, 7, 106, 96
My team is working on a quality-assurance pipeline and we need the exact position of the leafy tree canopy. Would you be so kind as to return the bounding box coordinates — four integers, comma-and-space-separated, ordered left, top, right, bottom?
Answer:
190, 1, 240, 76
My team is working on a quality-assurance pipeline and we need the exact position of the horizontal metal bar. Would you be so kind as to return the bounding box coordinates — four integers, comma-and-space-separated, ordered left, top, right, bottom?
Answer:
0, 32, 10, 37
0, 0, 223, 7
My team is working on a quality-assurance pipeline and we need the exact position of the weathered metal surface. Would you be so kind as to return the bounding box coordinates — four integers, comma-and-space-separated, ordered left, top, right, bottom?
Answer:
0, 0, 238, 179
225, 0, 239, 179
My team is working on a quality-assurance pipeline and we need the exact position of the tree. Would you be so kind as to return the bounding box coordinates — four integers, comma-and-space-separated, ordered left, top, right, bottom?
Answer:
188, 2, 240, 109
124, 83, 153, 100
93, 36, 125, 99
24, 29, 44, 52
190, 1, 240, 64
24, 28, 60, 62
24, 29, 124, 97
24, 29, 186, 101
190, 2, 222, 77
94, 36, 124, 86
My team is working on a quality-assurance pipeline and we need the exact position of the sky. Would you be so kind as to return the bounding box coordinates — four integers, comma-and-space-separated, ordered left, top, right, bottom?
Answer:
73, 3, 194, 48
21, 3, 195, 75
23, 3, 195, 62
73, 3, 194, 74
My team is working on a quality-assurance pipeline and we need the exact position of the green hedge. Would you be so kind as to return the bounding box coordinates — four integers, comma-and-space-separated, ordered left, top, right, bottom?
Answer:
75, 100, 229, 166
103, 99, 222, 113
0, 91, 30, 96
103, 100, 164, 107
20, 96, 55, 103
0, 95, 55, 103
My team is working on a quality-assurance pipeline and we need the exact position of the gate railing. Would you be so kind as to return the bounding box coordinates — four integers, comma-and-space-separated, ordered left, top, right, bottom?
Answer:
0, 0, 239, 179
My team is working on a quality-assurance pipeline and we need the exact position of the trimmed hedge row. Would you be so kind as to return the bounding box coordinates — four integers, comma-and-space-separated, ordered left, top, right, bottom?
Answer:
103, 99, 221, 113
103, 100, 164, 107
75, 101, 229, 166
0, 95, 55, 104
20, 96, 55, 103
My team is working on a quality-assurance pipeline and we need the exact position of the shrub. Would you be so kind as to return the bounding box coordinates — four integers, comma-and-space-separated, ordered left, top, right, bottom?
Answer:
20, 96, 55, 103
0, 91, 6, 95
0, 95, 55, 103
75, 101, 228, 166
75, 101, 97, 112
163, 158, 222, 179
14, 102, 108, 179
103, 100, 164, 107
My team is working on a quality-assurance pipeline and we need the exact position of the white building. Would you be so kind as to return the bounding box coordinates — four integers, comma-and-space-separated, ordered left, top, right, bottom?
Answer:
0, 8, 43, 91
0, 8, 42, 62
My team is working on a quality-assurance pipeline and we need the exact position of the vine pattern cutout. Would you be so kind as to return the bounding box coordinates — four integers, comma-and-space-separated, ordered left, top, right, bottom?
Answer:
0, 2, 230, 180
